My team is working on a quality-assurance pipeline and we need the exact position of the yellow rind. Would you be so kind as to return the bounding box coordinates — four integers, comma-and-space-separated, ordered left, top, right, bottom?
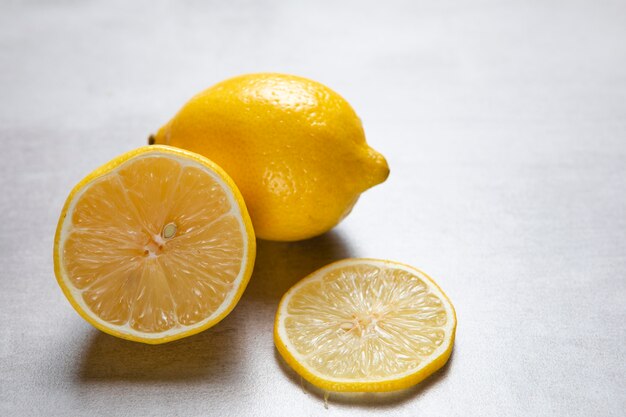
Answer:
152, 73, 390, 242
273, 258, 457, 392
53, 145, 256, 344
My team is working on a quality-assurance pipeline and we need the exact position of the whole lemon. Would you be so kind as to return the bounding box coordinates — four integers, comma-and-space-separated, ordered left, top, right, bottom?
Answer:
152, 73, 389, 241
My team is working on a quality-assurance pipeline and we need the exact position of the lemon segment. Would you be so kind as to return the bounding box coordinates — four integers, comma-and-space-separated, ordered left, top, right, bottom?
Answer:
274, 259, 456, 392
54, 146, 256, 344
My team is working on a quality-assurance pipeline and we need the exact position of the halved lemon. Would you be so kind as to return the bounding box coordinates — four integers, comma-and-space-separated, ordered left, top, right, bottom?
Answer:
274, 259, 456, 392
53, 145, 255, 344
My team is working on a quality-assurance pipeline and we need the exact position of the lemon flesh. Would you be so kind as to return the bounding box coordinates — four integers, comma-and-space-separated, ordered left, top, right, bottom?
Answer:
54, 146, 256, 344
274, 259, 456, 392
153, 73, 389, 241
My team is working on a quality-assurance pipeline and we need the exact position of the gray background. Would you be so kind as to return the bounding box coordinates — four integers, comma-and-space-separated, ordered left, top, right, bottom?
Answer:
1, 0, 625, 416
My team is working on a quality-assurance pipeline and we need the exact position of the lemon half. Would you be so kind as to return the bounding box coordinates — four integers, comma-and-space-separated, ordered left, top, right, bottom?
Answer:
54, 146, 256, 344
274, 259, 456, 392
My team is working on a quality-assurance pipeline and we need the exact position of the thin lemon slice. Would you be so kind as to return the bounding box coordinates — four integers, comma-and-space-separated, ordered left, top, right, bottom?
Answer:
274, 259, 456, 392
54, 145, 255, 344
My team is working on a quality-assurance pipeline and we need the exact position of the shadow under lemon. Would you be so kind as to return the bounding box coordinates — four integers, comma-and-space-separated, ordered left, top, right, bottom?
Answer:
244, 229, 354, 302
274, 348, 456, 408
77, 312, 242, 382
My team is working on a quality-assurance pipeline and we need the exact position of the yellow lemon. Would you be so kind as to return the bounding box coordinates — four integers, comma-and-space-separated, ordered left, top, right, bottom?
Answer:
54, 146, 256, 344
274, 259, 456, 392
152, 73, 389, 241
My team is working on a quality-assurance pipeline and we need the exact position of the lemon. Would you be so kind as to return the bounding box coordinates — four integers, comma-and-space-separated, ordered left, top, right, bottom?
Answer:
152, 73, 389, 241
53, 146, 256, 344
274, 259, 456, 392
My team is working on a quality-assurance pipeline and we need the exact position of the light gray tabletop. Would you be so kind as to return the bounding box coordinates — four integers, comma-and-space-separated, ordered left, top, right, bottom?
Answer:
1, 1, 625, 416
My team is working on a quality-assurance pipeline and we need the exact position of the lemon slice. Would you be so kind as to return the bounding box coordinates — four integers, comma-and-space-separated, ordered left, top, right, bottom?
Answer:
274, 259, 456, 392
53, 145, 255, 344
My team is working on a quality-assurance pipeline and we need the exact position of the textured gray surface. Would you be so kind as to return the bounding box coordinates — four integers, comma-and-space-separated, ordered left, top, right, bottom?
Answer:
1, 1, 625, 416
